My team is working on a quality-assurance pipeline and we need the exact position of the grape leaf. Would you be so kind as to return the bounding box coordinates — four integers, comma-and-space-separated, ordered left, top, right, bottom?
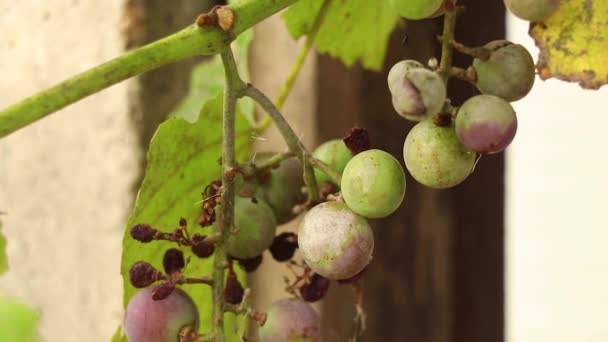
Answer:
0, 220, 6, 275
0, 293, 39, 342
172, 29, 255, 124
121, 94, 252, 339
283, 0, 398, 71
530, 0, 608, 89
110, 326, 127, 342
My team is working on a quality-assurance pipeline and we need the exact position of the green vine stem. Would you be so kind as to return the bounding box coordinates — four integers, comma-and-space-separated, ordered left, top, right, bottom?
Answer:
244, 86, 320, 203
0, 0, 298, 139
438, 0, 458, 84
309, 157, 342, 185
255, 0, 330, 132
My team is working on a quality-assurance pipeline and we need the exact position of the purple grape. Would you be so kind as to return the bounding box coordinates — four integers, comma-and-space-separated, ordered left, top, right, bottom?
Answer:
455, 94, 517, 154
259, 298, 321, 342
300, 273, 330, 303
269, 232, 298, 262
124, 287, 199, 342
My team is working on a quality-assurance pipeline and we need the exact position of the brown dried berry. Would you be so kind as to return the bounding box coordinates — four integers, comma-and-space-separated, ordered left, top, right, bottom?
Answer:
235, 254, 263, 273
191, 239, 215, 258
224, 271, 244, 305
343, 127, 371, 155
163, 248, 185, 275
151, 281, 175, 301
130, 224, 157, 243
129, 261, 163, 288
300, 273, 330, 303
269, 232, 298, 262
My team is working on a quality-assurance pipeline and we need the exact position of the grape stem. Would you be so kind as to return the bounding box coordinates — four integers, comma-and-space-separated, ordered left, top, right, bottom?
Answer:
449, 66, 477, 85
438, 0, 459, 84
255, 0, 331, 132
309, 157, 342, 185
0, 0, 299, 138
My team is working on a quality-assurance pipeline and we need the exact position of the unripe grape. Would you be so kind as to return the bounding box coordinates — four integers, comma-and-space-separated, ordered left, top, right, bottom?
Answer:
388, 0, 445, 20
403, 120, 476, 189
225, 196, 277, 259
388, 64, 447, 121
124, 287, 199, 342
258, 153, 306, 224
341, 149, 406, 218
312, 139, 353, 185
259, 298, 321, 342
455, 95, 518, 154
504, 0, 559, 21
298, 201, 373, 280
473, 40, 535, 102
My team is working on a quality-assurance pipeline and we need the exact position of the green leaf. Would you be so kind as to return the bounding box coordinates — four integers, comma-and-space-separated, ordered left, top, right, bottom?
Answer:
0, 220, 7, 275
530, 0, 608, 89
110, 326, 127, 342
283, 0, 398, 71
121, 94, 252, 339
172, 29, 255, 123
0, 293, 39, 342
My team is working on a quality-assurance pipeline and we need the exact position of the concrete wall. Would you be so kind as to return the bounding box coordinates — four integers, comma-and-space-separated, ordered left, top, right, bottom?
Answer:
0, 1, 209, 341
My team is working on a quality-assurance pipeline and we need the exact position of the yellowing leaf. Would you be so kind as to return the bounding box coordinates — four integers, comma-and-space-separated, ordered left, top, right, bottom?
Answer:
530, 0, 608, 89
283, 0, 398, 71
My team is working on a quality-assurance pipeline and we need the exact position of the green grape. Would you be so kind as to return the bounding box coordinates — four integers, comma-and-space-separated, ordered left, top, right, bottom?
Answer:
257, 153, 306, 224
387, 62, 447, 121
504, 0, 559, 21
403, 120, 476, 189
473, 40, 535, 102
312, 139, 353, 185
388, 0, 445, 20
225, 196, 277, 259
341, 149, 406, 218
298, 201, 373, 280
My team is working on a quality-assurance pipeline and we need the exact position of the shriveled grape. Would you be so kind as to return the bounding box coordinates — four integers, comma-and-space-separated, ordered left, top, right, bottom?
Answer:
455, 95, 518, 154
124, 287, 198, 342
259, 298, 321, 342
341, 149, 406, 218
473, 40, 535, 102
388, 64, 447, 121
298, 201, 373, 280
403, 120, 476, 189
225, 196, 277, 259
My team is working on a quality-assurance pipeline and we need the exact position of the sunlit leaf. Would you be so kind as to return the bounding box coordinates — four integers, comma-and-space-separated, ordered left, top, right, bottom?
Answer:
0, 293, 39, 342
283, 0, 398, 71
530, 0, 608, 89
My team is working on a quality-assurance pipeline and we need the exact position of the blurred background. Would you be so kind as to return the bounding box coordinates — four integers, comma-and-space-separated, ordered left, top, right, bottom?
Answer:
0, 0, 607, 341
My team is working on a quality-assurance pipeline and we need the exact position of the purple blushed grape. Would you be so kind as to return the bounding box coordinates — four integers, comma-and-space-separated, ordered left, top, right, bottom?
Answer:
473, 40, 535, 102
455, 95, 518, 154
125, 287, 199, 342
259, 298, 321, 342
403, 120, 476, 189
298, 201, 374, 280
341, 149, 406, 218
269, 232, 298, 262
504, 0, 559, 21
191, 239, 215, 258
300, 274, 330, 303
130, 261, 163, 288
225, 196, 277, 259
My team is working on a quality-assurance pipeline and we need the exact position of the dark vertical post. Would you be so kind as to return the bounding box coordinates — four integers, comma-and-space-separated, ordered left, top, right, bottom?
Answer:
317, 1, 505, 341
